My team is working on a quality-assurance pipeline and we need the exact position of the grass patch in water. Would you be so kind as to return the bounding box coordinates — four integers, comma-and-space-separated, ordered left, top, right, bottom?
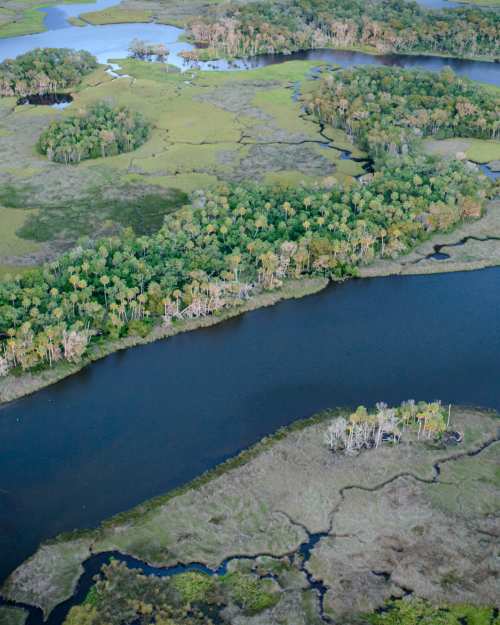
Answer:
79, 7, 153, 24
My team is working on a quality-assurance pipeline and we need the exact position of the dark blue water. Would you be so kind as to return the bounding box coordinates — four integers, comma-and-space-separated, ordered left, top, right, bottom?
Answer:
1, 267, 500, 587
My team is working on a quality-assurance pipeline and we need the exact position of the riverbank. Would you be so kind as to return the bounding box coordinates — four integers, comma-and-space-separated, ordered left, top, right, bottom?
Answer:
359, 198, 500, 278
0, 277, 328, 406
2, 195, 500, 408
2, 404, 498, 623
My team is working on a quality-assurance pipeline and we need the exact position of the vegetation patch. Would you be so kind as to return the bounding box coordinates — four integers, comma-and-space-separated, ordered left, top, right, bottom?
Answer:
79, 7, 153, 24
37, 101, 151, 164
0, 48, 98, 97
368, 598, 499, 625
186, 0, 499, 61
222, 571, 280, 615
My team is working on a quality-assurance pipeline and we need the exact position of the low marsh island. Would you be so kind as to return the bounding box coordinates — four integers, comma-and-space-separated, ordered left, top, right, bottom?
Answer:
1, 403, 499, 624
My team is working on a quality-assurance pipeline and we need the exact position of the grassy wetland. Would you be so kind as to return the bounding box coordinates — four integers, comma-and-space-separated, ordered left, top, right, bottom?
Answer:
1, 404, 498, 624
0, 2, 499, 623
0, 54, 499, 399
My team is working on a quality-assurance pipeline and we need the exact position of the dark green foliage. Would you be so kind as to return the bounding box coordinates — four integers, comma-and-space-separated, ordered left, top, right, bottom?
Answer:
306, 66, 499, 159
37, 102, 151, 164
368, 598, 499, 625
188, 0, 499, 60
0, 154, 490, 372
14, 186, 187, 241
64, 560, 278, 625
0, 183, 34, 209
221, 572, 279, 615
172, 572, 217, 604
0, 48, 98, 97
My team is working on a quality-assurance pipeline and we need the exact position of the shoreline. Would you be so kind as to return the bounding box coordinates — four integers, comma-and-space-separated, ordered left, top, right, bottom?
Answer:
184, 41, 500, 64
2, 250, 500, 409
2, 404, 498, 619
0, 277, 329, 408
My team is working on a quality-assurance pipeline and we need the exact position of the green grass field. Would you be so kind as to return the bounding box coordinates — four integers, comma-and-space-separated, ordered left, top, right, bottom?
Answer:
0, 60, 363, 273
0, 0, 97, 38
78, 7, 151, 24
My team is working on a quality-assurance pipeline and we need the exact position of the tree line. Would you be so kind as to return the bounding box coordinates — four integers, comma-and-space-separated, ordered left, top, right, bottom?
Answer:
186, 0, 499, 60
304, 66, 499, 160
0, 48, 97, 97
37, 102, 151, 164
0, 154, 489, 375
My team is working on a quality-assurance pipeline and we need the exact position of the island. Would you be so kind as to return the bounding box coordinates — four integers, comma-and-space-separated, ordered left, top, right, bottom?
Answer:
1, 402, 498, 624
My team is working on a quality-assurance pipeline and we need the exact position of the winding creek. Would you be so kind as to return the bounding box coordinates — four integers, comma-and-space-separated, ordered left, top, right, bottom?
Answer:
0, 0, 500, 621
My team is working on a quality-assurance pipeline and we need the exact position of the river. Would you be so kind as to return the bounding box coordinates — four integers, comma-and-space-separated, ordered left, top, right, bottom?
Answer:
0, 0, 500, 604
1, 267, 500, 588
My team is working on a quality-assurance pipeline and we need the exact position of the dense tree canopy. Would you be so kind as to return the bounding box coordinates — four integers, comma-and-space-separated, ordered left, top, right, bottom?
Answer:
37, 102, 151, 164
0, 48, 98, 97
0, 67, 495, 376
304, 66, 500, 159
187, 0, 499, 60
0, 154, 489, 374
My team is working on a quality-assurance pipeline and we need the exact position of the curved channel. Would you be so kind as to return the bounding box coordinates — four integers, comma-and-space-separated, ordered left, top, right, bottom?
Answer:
1, 267, 500, 587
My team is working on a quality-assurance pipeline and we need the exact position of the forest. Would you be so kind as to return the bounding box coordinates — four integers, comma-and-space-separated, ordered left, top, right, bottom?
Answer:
37, 102, 151, 164
186, 0, 500, 60
0, 48, 97, 97
0, 155, 489, 375
305, 66, 500, 160
0, 67, 495, 376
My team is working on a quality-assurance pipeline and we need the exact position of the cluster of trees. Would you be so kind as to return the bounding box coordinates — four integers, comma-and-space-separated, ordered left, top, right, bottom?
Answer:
305, 67, 500, 159
0, 153, 489, 375
37, 102, 151, 164
64, 560, 278, 625
0, 48, 98, 97
325, 400, 451, 454
186, 0, 499, 60
129, 39, 170, 62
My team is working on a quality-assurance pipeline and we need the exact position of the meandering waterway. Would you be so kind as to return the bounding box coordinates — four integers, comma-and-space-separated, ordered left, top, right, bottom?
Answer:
0, 0, 499, 607
1, 268, 500, 587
